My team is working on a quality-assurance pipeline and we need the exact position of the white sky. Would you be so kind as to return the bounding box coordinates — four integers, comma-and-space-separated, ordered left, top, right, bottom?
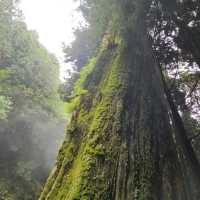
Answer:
19, 0, 81, 80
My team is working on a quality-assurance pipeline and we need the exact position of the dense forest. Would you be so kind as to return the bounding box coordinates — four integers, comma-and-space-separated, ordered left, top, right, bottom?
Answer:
0, 0, 65, 199
1, 0, 200, 200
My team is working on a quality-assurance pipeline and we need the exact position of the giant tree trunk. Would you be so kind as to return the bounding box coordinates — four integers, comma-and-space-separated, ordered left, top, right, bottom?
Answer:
39, 1, 200, 200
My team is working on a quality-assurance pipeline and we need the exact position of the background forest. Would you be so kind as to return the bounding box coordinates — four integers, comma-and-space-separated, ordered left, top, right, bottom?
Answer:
0, 0, 65, 199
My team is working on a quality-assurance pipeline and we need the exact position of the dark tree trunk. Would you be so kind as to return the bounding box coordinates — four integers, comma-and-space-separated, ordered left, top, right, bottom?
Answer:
39, 1, 200, 199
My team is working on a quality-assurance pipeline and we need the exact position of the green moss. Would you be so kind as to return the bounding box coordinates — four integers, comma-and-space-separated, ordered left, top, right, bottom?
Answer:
88, 100, 111, 134
100, 53, 122, 96
59, 154, 83, 199
85, 143, 106, 158
64, 58, 97, 119
57, 50, 124, 199
40, 43, 126, 200
0, 180, 15, 200
64, 97, 80, 117
74, 58, 97, 96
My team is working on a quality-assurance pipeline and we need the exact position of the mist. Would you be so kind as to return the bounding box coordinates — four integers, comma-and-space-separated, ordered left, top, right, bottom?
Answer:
0, 1, 68, 198
0, 106, 65, 179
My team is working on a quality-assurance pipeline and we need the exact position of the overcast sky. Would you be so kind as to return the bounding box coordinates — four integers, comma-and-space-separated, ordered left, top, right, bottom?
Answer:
19, 0, 81, 79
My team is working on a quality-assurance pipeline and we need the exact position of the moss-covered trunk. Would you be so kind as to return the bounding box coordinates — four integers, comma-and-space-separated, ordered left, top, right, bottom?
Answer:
39, 1, 200, 200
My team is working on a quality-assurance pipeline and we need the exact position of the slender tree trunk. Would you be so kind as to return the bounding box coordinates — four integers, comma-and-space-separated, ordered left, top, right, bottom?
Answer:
39, 1, 200, 199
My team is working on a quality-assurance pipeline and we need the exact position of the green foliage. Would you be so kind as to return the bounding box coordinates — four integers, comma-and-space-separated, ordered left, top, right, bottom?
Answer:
63, 0, 120, 72
74, 57, 96, 95
64, 28, 99, 70
16, 161, 34, 182
0, 96, 12, 119
64, 97, 79, 117
64, 58, 97, 117
0, 181, 15, 200
0, 1, 65, 199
